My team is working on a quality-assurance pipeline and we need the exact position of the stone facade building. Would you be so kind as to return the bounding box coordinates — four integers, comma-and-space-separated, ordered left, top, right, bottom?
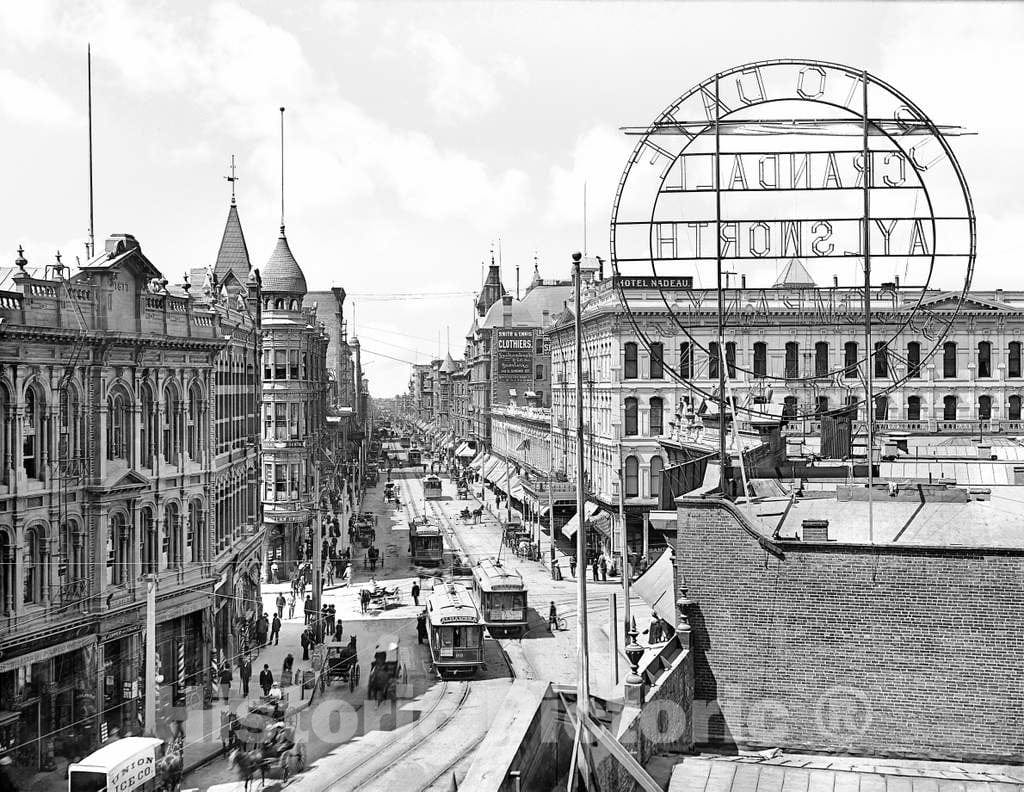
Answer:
0, 230, 260, 770
257, 226, 330, 577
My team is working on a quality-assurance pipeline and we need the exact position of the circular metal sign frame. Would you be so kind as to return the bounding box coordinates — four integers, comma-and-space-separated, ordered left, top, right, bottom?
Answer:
610, 59, 976, 421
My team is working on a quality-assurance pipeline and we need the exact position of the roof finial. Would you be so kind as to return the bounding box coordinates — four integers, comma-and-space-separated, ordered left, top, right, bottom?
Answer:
490, 242, 495, 267
279, 107, 286, 233
225, 154, 239, 204
15, 246, 27, 273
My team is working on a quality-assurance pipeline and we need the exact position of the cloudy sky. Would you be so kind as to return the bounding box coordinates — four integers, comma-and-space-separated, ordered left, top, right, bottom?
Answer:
1, 1, 1022, 394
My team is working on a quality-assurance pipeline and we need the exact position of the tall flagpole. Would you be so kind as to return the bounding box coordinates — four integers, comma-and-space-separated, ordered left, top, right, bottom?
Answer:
572, 251, 590, 769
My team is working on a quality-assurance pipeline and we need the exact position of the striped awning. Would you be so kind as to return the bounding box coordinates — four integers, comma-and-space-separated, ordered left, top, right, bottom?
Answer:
561, 500, 602, 540
483, 457, 506, 482
469, 452, 489, 470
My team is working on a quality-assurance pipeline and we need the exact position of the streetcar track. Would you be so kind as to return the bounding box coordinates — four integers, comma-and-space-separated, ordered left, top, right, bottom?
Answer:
414, 732, 486, 792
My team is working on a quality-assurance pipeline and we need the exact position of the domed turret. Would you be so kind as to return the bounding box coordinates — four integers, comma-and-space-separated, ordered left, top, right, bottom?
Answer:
262, 225, 307, 296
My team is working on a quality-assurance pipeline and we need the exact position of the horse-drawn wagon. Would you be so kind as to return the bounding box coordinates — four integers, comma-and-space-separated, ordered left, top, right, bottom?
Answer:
366, 638, 407, 706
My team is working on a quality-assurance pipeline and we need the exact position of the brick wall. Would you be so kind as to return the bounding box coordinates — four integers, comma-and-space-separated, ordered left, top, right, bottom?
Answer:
675, 497, 1024, 764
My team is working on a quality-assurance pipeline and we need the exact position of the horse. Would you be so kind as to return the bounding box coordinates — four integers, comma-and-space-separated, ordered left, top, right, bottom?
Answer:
367, 664, 392, 706
229, 748, 267, 792
155, 753, 182, 792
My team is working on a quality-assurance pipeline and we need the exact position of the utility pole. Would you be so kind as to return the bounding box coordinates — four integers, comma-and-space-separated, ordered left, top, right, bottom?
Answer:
618, 448, 629, 660
144, 574, 157, 737
715, 75, 728, 497
861, 71, 875, 546
572, 251, 591, 743
313, 466, 322, 621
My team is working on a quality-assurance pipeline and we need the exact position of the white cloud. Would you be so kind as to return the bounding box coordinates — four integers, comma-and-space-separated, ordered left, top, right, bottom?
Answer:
0, 69, 79, 128
406, 29, 502, 122
546, 124, 632, 250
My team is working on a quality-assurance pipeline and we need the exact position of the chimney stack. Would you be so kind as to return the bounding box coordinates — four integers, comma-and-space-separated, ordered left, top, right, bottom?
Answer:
833, 274, 839, 288
741, 274, 747, 289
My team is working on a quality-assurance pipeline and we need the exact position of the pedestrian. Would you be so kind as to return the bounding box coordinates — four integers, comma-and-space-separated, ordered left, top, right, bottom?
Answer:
549, 601, 558, 632
328, 604, 337, 634
238, 657, 251, 697
333, 616, 345, 643
599, 555, 608, 582
218, 662, 232, 702
304, 595, 314, 625
287, 593, 296, 620
276, 592, 286, 619
256, 614, 269, 647
270, 613, 281, 646
0, 755, 16, 792
259, 664, 273, 697
591, 557, 600, 582
412, 579, 421, 606
301, 628, 311, 661
360, 589, 370, 614
270, 560, 279, 583
416, 611, 427, 644
645, 611, 664, 645
326, 564, 335, 587
282, 653, 294, 677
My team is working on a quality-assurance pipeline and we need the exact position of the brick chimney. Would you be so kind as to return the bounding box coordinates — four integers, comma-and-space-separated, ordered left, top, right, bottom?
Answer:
801, 519, 830, 541
502, 293, 513, 327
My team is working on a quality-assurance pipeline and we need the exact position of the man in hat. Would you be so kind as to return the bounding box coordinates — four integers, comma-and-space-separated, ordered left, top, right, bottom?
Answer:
259, 664, 274, 697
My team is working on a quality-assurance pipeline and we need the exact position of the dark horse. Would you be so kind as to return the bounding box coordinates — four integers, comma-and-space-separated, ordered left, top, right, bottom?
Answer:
229, 748, 267, 792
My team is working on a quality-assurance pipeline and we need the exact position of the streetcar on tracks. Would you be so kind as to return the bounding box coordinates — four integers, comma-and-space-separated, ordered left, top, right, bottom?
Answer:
407, 448, 422, 467
409, 517, 444, 565
425, 582, 485, 678
470, 559, 528, 636
423, 474, 443, 500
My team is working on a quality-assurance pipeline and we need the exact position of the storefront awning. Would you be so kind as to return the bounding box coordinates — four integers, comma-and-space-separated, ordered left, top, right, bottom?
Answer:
561, 500, 602, 540
495, 474, 525, 501
589, 509, 612, 538
483, 457, 507, 482
469, 452, 489, 470
632, 547, 676, 626
455, 442, 476, 459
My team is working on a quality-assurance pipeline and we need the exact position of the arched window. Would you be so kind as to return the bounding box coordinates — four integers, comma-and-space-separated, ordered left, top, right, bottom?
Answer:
535, 364, 544, 381
907, 342, 921, 378
274, 298, 284, 310
943, 394, 957, 420
59, 384, 83, 466
815, 395, 829, 417
725, 342, 736, 378
107, 385, 132, 463
874, 395, 888, 421
874, 342, 889, 378
814, 342, 829, 377
162, 383, 181, 462
1009, 395, 1022, 421
290, 300, 299, 311
649, 397, 664, 435
187, 382, 203, 460
708, 343, 720, 380
844, 342, 858, 378
753, 342, 767, 378
943, 342, 957, 378
140, 383, 156, 467
649, 343, 664, 379
649, 456, 664, 505
0, 384, 8, 486
1010, 342, 1022, 379
107, 514, 128, 587
979, 395, 992, 420
0, 531, 12, 614
785, 342, 799, 379
23, 525, 44, 604
624, 398, 638, 436
978, 341, 992, 378
140, 507, 156, 575
165, 502, 181, 567
679, 343, 692, 379
23, 383, 45, 480
624, 455, 639, 498
623, 343, 638, 379
907, 396, 921, 421
189, 500, 204, 563
783, 395, 797, 419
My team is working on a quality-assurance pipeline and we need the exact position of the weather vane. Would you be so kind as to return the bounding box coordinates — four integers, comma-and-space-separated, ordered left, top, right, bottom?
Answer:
225, 154, 239, 203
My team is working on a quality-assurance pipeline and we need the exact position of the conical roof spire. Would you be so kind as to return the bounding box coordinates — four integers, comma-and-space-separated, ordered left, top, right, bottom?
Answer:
262, 225, 307, 295
214, 201, 251, 283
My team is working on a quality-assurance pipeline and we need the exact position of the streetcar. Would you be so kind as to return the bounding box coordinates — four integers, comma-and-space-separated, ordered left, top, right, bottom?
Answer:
407, 448, 422, 467
399, 436, 411, 449
409, 518, 444, 565
426, 582, 485, 679
423, 474, 443, 500
471, 559, 528, 636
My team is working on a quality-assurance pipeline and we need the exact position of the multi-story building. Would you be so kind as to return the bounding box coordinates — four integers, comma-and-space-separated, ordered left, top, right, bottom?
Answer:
465, 262, 571, 451
0, 229, 261, 770
451, 365, 471, 443
257, 225, 330, 577
548, 263, 1024, 561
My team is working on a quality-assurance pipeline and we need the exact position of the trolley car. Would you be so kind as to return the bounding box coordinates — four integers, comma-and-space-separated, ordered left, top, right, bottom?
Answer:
407, 448, 422, 467
423, 474, 443, 500
426, 582, 485, 679
471, 559, 528, 636
409, 518, 444, 565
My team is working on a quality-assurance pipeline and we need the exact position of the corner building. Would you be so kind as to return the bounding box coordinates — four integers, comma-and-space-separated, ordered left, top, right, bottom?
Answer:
0, 232, 260, 770
258, 226, 329, 576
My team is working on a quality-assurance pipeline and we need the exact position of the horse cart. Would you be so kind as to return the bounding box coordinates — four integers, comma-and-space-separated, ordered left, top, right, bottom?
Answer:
366, 638, 408, 706
319, 637, 361, 692
353, 513, 377, 546
228, 697, 305, 789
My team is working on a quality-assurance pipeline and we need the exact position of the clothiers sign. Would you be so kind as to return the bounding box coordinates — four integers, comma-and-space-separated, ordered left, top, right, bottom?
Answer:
494, 328, 535, 381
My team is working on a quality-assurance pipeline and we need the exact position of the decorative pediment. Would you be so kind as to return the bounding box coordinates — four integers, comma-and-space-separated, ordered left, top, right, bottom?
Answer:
106, 469, 151, 494
917, 292, 1013, 312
